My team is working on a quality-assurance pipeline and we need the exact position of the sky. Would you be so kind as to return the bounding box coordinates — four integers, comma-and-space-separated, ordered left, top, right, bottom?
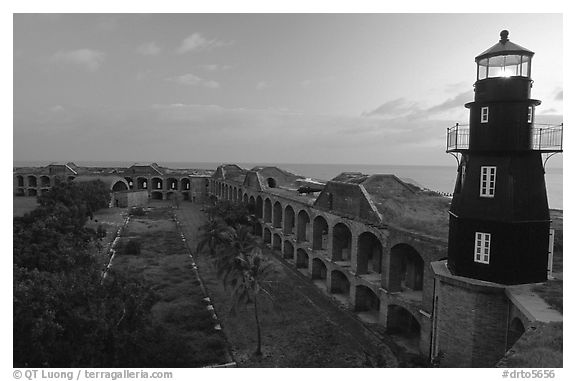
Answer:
13, 13, 563, 167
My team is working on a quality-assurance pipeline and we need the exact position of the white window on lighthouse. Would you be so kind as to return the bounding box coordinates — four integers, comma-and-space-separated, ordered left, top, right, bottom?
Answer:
474, 232, 491, 264
527, 106, 533, 123
481, 107, 489, 123
480, 166, 497, 197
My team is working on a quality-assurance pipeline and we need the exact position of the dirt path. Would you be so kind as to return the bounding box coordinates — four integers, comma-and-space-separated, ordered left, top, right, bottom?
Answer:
175, 201, 400, 367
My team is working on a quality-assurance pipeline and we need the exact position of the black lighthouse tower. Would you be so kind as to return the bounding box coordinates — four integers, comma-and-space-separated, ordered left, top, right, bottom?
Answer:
445, 31, 562, 285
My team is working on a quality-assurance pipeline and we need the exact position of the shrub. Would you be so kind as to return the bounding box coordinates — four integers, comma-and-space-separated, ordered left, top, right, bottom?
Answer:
124, 240, 141, 256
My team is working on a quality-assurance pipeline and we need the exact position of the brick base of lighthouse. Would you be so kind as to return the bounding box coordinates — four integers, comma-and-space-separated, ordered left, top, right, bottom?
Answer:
430, 260, 510, 367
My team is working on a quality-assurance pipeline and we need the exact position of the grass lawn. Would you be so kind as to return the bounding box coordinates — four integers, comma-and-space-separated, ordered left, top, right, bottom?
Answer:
110, 205, 230, 367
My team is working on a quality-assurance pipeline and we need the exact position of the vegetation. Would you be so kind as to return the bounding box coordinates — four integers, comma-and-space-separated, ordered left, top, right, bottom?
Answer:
197, 200, 277, 356
123, 239, 141, 256
111, 207, 229, 366
12, 181, 168, 367
500, 322, 563, 368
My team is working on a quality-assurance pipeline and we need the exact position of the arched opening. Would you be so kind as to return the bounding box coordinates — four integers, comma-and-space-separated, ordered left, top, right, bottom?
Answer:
332, 223, 352, 261
15, 188, 25, 197
283, 240, 294, 260
40, 176, 50, 187
167, 178, 178, 190
254, 222, 263, 237
248, 196, 256, 215
311, 258, 328, 291
125, 177, 134, 189
389, 244, 424, 293
283, 205, 295, 235
16, 175, 24, 187
272, 234, 282, 251
112, 180, 128, 192
232, 187, 238, 202
181, 178, 190, 191
273, 201, 283, 228
243, 194, 249, 204
264, 198, 272, 223
507, 318, 526, 351
27, 176, 37, 187
357, 232, 383, 275
297, 210, 310, 242
27, 189, 38, 197
137, 177, 148, 190
296, 249, 309, 271
355, 285, 380, 323
256, 196, 263, 218
266, 177, 277, 188
151, 177, 163, 190
313, 216, 329, 250
151, 191, 163, 200
330, 270, 351, 305
386, 305, 421, 353
263, 228, 272, 244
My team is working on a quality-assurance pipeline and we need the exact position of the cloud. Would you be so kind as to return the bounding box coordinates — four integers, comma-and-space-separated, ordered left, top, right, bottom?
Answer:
50, 49, 105, 71
426, 90, 473, 113
363, 91, 472, 121
362, 98, 419, 118
256, 81, 270, 90
197, 64, 231, 71
137, 42, 161, 56
555, 90, 563, 101
167, 73, 220, 89
176, 33, 230, 54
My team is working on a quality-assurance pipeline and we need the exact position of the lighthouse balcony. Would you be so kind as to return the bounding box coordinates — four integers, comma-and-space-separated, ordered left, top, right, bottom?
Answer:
532, 123, 563, 152
446, 123, 470, 152
446, 123, 563, 153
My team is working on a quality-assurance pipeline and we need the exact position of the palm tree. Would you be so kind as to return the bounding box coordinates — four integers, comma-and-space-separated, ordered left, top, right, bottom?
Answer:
214, 225, 259, 290
228, 247, 277, 356
196, 218, 233, 258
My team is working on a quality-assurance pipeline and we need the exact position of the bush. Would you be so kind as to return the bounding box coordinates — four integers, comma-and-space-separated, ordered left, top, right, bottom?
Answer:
124, 240, 141, 256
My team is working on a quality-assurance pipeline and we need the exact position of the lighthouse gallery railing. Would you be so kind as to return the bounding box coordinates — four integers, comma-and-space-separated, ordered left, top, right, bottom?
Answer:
446, 123, 563, 152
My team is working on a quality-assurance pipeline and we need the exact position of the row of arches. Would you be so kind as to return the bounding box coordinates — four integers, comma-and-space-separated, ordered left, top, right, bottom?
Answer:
125, 177, 191, 191
14, 175, 76, 189
14, 188, 48, 197
212, 181, 244, 202
281, 241, 421, 336
212, 181, 426, 293
211, 180, 425, 347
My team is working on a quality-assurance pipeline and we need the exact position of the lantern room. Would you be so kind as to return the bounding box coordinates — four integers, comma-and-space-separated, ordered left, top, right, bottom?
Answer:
476, 30, 533, 80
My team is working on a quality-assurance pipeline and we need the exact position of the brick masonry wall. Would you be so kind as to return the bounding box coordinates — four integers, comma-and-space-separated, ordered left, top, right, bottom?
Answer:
433, 263, 509, 367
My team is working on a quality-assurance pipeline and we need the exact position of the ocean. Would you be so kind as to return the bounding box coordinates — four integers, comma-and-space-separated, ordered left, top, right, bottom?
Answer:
14, 161, 563, 210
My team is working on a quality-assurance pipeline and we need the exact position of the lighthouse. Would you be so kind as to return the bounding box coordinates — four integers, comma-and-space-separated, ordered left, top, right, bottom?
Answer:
445, 30, 562, 285
430, 31, 563, 367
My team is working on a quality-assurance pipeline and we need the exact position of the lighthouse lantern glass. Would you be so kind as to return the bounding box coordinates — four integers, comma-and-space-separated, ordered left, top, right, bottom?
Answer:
477, 54, 531, 80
